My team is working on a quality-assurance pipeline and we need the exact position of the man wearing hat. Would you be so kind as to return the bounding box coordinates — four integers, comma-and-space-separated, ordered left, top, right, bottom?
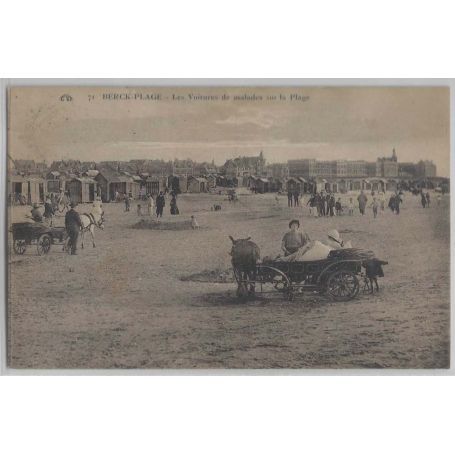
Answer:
65, 202, 83, 255
281, 219, 310, 256
326, 229, 352, 249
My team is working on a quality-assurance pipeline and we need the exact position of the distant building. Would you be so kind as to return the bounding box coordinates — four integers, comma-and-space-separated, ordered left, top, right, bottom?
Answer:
288, 159, 316, 178
267, 163, 289, 180
187, 176, 208, 193
398, 162, 417, 178
346, 160, 367, 177
376, 149, 398, 178
416, 160, 437, 178
221, 151, 266, 185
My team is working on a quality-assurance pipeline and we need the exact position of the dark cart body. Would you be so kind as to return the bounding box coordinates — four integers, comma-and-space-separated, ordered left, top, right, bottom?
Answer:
234, 256, 364, 301
11, 222, 69, 256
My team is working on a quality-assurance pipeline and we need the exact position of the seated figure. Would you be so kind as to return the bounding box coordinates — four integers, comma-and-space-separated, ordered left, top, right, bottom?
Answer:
277, 230, 352, 262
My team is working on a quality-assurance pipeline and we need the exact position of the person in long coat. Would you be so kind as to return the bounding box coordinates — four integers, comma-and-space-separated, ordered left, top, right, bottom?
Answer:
328, 194, 335, 217
156, 191, 165, 218
319, 191, 326, 216
65, 202, 82, 255
147, 194, 154, 216
43, 197, 55, 225
357, 190, 368, 215
421, 191, 426, 208
287, 190, 293, 207
170, 195, 179, 215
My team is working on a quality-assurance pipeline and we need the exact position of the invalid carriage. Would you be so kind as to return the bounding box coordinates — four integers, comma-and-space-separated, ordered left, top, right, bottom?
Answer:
11, 222, 69, 256
233, 249, 380, 301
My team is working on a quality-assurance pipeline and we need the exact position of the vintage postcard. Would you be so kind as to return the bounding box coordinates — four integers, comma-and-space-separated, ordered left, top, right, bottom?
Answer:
5, 85, 450, 369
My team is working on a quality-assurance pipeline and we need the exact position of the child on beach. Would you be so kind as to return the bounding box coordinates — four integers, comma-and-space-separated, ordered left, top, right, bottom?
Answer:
191, 215, 199, 229
369, 197, 379, 219
335, 198, 342, 216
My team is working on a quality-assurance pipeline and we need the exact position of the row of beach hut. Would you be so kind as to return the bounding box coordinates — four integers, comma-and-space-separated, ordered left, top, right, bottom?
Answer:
9, 170, 218, 205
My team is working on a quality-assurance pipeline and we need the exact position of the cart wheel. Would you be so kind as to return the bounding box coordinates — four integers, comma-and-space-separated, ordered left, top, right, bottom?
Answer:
37, 234, 52, 255
326, 270, 359, 301
13, 239, 27, 255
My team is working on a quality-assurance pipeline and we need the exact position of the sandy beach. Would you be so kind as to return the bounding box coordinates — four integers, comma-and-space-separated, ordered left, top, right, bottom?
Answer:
7, 190, 450, 369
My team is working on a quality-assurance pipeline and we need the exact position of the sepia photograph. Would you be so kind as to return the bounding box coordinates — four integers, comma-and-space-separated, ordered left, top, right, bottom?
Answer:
5, 85, 451, 369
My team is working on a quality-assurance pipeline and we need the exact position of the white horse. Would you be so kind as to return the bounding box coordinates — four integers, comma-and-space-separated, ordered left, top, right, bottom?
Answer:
80, 208, 105, 249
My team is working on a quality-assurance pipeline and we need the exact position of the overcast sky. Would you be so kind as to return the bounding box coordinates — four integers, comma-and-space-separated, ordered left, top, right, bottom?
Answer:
8, 86, 450, 176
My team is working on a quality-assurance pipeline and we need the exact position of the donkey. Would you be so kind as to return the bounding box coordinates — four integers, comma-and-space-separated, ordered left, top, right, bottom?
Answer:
80, 210, 105, 249
229, 236, 261, 298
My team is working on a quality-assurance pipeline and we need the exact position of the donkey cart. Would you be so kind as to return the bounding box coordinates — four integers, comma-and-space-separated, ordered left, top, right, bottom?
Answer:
233, 247, 384, 301
11, 222, 69, 256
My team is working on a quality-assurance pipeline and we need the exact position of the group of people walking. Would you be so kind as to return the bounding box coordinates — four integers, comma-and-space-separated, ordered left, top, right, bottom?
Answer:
290, 189, 410, 219
420, 190, 431, 208
306, 191, 341, 217
287, 191, 301, 207
132, 191, 178, 218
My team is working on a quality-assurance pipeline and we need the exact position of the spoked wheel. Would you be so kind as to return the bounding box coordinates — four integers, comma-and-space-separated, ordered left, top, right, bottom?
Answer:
326, 270, 360, 301
37, 234, 52, 255
258, 265, 293, 301
13, 239, 27, 255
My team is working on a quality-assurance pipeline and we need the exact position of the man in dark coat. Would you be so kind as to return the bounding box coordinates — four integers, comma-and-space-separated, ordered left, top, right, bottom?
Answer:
325, 193, 331, 216
287, 191, 293, 207
44, 197, 55, 225
156, 191, 165, 218
328, 194, 335, 217
293, 191, 299, 207
65, 202, 83, 255
357, 190, 368, 215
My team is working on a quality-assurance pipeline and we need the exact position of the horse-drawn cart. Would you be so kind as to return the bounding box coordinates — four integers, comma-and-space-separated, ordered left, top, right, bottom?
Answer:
11, 222, 69, 256
233, 248, 381, 301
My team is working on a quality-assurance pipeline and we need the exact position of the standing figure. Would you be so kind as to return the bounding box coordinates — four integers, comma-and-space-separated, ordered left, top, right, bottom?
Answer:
325, 193, 330, 216
124, 193, 130, 212
394, 192, 402, 215
348, 197, 354, 216
287, 190, 293, 207
437, 193, 442, 206
357, 190, 368, 215
388, 194, 396, 213
156, 191, 165, 218
191, 215, 199, 229
328, 193, 335, 217
65, 202, 82, 255
293, 191, 299, 207
335, 197, 342, 216
137, 204, 142, 216
379, 191, 386, 211
420, 191, 426, 208
426, 191, 431, 207
43, 196, 55, 226
147, 194, 154, 216
319, 192, 326, 216
307, 194, 317, 217
369, 197, 379, 219
170, 195, 179, 215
